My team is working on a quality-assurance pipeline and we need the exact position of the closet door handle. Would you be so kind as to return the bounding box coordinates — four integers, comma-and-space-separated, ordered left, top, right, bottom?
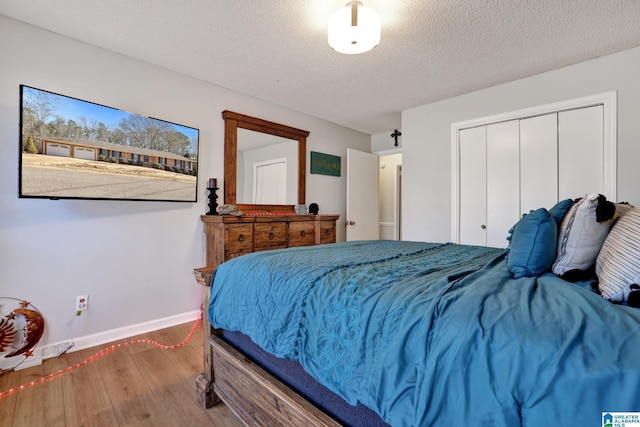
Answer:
480, 225, 486, 230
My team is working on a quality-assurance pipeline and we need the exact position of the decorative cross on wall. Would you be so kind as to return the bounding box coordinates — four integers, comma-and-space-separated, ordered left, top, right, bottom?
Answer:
391, 129, 402, 147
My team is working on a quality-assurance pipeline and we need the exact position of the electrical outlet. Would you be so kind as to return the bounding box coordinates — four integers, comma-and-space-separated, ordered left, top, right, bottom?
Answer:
76, 295, 89, 311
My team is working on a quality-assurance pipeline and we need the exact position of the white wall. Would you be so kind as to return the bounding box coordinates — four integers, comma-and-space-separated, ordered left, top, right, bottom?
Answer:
402, 46, 640, 243
0, 15, 369, 361
371, 130, 401, 152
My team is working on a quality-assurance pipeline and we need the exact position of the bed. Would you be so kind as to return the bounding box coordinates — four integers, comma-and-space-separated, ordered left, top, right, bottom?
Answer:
203, 201, 640, 426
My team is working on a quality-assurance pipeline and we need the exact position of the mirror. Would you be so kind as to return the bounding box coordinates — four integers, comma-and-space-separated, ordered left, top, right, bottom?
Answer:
222, 110, 308, 210
236, 129, 298, 204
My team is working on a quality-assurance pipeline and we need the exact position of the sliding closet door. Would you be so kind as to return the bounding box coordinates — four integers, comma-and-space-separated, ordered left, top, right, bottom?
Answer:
486, 120, 520, 248
558, 105, 604, 199
458, 121, 519, 248
459, 126, 487, 246
520, 113, 558, 212
453, 93, 615, 246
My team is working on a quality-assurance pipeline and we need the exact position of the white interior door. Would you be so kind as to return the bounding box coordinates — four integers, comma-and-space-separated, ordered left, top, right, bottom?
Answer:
253, 159, 286, 204
558, 105, 604, 199
486, 120, 520, 248
520, 113, 558, 213
346, 148, 379, 241
459, 127, 487, 246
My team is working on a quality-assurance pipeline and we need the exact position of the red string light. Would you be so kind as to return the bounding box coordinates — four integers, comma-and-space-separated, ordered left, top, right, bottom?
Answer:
0, 317, 202, 400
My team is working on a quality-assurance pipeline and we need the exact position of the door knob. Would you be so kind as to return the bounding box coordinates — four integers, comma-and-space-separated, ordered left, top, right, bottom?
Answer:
480, 224, 486, 229
345, 220, 356, 226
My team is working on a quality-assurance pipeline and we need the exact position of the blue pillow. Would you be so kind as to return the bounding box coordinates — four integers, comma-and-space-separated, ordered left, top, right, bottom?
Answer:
549, 199, 575, 225
507, 208, 558, 278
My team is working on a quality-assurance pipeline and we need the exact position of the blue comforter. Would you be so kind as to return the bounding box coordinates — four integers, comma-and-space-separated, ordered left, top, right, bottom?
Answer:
209, 240, 640, 426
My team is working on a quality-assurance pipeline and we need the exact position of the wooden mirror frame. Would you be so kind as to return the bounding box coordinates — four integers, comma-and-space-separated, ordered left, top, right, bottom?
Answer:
222, 110, 308, 211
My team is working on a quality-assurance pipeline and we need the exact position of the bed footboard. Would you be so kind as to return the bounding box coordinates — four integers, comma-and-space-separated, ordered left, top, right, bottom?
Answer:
193, 266, 219, 408
194, 267, 341, 426
210, 335, 341, 427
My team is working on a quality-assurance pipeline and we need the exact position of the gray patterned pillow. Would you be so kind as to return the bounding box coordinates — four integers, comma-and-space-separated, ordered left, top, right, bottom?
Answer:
552, 194, 620, 276
596, 207, 640, 301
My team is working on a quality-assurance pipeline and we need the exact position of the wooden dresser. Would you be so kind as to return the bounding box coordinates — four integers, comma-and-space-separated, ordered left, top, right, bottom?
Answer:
194, 213, 339, 407
201, 214, 339, 268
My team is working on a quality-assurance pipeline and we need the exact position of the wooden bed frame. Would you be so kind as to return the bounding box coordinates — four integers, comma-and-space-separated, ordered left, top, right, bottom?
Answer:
194, 267, 341, 427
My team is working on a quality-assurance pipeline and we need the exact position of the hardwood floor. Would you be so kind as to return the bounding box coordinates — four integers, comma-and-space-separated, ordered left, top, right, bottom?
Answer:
0, 321, 244, 427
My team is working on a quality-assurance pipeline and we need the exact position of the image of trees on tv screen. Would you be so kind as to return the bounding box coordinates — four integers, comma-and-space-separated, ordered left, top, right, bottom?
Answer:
20, 85, 199, 202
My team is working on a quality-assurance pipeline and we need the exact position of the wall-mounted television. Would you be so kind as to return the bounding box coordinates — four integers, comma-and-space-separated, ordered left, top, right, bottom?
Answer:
19, 85, 199, 202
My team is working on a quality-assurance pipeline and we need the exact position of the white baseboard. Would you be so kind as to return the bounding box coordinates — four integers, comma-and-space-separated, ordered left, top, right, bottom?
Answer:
16, 310, 201, 370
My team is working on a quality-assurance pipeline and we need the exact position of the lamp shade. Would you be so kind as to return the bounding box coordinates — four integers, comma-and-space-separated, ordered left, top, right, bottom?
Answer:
328, 1, 381, 54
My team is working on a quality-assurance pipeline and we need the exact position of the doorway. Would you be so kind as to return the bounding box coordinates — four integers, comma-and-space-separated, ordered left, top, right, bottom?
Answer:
379, 153, 402, 240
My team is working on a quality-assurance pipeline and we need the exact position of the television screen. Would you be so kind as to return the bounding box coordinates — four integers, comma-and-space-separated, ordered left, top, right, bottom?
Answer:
19, 85, 199, 202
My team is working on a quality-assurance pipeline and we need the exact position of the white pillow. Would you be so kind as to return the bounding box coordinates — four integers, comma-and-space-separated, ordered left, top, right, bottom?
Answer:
595, 207, 640, 301
552, 193, 625, 276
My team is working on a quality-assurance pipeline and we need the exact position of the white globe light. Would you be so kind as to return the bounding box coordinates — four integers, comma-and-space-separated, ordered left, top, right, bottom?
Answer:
328, 1, 381, 54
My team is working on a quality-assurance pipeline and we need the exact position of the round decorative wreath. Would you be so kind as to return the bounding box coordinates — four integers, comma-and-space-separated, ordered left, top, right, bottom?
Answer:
0, 298, 44, 373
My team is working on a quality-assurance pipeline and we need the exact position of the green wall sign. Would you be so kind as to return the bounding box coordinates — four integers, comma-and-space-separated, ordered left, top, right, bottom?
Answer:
310, 151, 341, 177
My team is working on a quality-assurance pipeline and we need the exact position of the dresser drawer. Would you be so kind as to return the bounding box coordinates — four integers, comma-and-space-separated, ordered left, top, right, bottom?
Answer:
202, 214, 339, 268
225, 224, 254, 255
254, 222, 287, 251
288, 222, 316, 247
318, 221, 336, 244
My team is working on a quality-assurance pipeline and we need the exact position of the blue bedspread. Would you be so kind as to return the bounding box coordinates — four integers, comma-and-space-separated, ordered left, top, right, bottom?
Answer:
208, 240, 640, 426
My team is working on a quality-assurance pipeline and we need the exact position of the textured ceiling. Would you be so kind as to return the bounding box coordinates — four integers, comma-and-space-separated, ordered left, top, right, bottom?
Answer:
2, 0, 640, 134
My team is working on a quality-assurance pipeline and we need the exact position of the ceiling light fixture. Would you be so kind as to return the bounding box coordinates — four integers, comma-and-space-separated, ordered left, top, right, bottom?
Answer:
328, 1, 381, 54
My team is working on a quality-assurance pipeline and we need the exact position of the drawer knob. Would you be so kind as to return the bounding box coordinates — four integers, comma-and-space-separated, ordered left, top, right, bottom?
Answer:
325, 229, 331, 236
238, 234, 246, 242
300, 230, 306, 237
269, 232, 275, 240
